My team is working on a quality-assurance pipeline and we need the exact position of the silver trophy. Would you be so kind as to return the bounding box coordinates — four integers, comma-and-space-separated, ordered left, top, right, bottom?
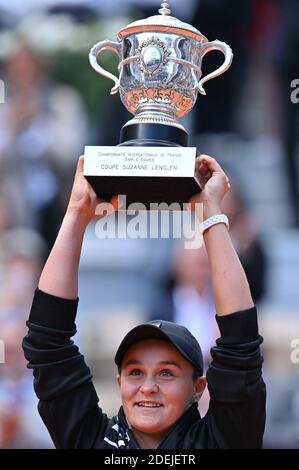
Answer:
84, 1, 233, 208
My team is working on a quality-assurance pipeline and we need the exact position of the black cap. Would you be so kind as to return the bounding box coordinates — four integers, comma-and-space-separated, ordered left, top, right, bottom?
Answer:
114, 320, 204, 376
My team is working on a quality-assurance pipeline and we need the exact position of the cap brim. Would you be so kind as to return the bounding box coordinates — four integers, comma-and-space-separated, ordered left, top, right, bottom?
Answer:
115, 323, 177, 368
114, 323, 203, 374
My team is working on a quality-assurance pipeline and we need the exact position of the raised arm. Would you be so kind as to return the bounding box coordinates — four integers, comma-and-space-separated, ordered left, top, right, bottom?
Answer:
23, 156, 119, 448
195, 154, 254, 315
194, 155, 265, 449
38, 155, 118, 299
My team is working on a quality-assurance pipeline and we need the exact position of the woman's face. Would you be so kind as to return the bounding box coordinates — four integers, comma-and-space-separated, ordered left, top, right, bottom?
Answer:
117, 339, 206, 447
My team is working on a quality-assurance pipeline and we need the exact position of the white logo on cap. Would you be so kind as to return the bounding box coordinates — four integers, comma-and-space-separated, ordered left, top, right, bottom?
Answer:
149, 322, 161, 328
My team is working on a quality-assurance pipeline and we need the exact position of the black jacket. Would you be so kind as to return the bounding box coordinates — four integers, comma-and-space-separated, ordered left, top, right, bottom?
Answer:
22, 289, 266, 449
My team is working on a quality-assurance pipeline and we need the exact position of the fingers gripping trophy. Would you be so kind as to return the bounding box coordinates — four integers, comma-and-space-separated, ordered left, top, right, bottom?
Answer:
84, 1, 233, 208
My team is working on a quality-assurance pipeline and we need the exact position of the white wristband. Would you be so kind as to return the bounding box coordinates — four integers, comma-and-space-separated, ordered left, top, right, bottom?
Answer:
200, 214, 229, 234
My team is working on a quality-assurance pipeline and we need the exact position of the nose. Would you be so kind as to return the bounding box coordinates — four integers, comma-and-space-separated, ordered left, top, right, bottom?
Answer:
139, 378, 159, 395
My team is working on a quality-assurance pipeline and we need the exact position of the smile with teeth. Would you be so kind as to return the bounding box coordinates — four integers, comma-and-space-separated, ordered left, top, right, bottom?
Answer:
136, 402, 163, 408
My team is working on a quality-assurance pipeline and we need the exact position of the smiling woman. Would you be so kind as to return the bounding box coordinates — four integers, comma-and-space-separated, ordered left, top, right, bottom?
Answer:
117, 338, 206, 449
22, 154, 266, 449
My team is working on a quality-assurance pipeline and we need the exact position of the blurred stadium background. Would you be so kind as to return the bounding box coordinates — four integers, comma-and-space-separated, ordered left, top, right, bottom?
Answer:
0, 0, 298, 448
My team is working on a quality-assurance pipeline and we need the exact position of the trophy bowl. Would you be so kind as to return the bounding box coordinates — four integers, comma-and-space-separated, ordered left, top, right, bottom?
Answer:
89, 1, 233, 146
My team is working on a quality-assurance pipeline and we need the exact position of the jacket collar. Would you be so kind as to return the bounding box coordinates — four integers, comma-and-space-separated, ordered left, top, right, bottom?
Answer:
117, 403, 201, 449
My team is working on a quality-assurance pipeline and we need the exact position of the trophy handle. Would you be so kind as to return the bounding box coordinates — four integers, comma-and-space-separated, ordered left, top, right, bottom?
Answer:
198, 40, 233, 96
89, 40, 122, 95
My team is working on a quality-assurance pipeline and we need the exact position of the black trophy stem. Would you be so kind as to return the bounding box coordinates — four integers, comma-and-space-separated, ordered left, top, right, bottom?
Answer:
119, 123, 189, 147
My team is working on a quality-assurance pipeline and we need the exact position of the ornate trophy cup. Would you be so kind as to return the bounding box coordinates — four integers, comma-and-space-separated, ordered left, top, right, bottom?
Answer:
84, 2, 233, 209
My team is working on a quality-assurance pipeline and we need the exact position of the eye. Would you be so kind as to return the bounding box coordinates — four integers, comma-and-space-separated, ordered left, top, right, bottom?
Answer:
159, 369, 173, 377
130, 368, 143, 376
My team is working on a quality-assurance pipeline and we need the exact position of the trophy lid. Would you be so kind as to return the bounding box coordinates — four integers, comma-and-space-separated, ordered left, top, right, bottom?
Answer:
117, 2, 208, 42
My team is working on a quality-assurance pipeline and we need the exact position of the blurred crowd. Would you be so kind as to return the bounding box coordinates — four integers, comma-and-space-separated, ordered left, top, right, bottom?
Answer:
0, 0, 298, 449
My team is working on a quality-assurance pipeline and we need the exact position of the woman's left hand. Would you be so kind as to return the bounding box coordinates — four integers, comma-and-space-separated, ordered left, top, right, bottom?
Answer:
194, 154, 231, 207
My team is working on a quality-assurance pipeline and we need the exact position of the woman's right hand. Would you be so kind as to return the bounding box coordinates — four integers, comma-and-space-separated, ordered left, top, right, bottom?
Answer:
66, 155, 119, 224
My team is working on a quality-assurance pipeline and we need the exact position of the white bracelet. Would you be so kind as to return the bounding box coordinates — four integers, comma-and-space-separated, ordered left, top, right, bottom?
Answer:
200, 214, 229, 234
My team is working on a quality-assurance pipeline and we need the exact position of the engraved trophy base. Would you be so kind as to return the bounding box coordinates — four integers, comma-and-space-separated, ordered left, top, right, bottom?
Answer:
84, 123, 201, 211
